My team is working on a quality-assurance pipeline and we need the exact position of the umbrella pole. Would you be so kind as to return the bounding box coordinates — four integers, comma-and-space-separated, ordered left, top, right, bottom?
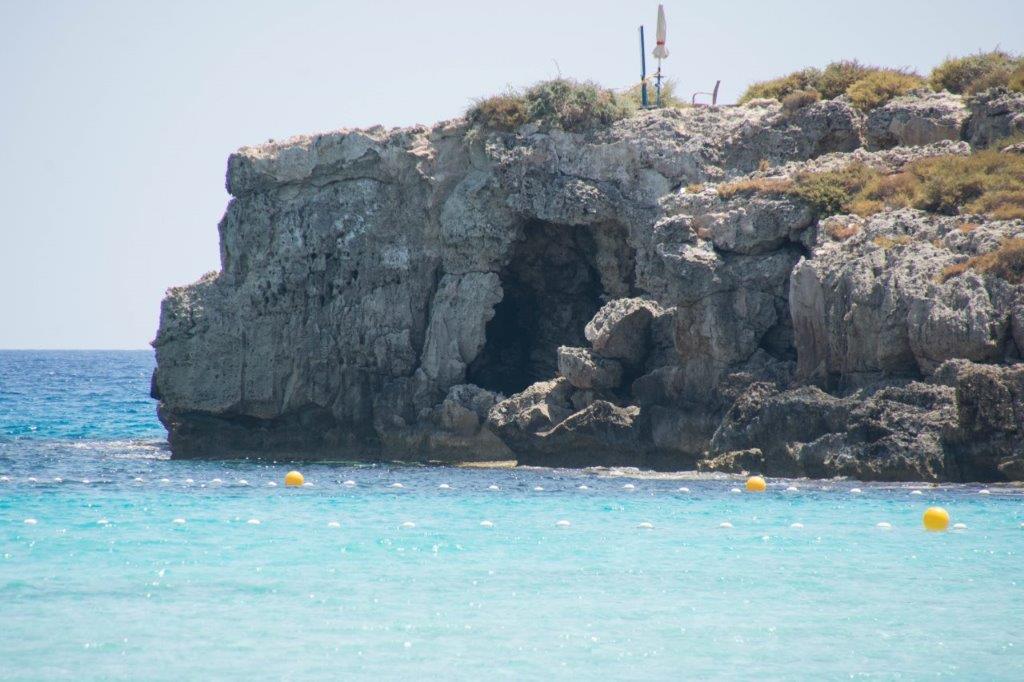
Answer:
656, 59, 662, 107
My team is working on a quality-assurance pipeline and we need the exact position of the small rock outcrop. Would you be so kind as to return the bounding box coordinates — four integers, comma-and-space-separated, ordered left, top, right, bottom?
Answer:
153, 89, 1024, 481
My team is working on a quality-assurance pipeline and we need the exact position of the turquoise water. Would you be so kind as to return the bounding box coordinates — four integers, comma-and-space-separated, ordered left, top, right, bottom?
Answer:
2, 352, 1023, 679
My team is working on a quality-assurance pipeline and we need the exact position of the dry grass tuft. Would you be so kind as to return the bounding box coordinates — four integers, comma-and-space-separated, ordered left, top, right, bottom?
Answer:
716, 177, 795, 199
940, 238, 1024, 283
781, 89, 821, 115
873, 235, 913, 249
825, 222, 861, 241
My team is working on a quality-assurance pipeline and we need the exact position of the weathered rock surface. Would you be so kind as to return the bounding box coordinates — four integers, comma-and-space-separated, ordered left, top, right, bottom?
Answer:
153, 91, 1024, 480
865, 91, 968, 150
964, 89, 1024, 148
557, 346, 623, 391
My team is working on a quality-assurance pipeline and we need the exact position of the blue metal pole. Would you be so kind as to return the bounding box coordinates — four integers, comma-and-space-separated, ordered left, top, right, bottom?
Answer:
639, 26, 648, 108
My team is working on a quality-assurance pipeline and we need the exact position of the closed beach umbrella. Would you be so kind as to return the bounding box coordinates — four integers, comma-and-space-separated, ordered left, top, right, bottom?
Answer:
652, 4, 669, 59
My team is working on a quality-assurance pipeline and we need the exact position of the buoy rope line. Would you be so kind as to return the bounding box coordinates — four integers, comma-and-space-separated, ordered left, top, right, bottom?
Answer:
4, 473, 1004, 532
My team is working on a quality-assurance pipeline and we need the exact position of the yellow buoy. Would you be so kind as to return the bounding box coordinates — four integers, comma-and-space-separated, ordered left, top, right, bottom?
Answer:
922, 506, 950, 532
284, 470, 305, 487
746, 475, 767, 493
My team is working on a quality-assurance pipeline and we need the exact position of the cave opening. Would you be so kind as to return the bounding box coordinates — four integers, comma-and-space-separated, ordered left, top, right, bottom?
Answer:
466, 219, 634, 396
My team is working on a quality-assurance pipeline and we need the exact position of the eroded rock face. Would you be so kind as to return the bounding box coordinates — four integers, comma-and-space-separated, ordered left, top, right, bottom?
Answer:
865, 91, 968, 150
790, 210, 1024, 385
154, 92, 1024, 480
964, 89, 1024, 148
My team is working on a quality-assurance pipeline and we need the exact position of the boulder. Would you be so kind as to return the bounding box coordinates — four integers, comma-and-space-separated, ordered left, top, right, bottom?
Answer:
584, 298, 663, 365
556, 346, 623, 391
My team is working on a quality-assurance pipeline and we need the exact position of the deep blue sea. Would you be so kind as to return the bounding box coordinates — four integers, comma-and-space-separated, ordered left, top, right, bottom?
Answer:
1, 350, 1023, 679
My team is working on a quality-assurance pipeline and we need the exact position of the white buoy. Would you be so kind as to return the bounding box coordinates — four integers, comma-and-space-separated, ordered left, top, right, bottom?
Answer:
400, 521, 416, 529
979, 489, 991, 495
159, 478, 170, 484
237, 479, 249, 486
343, 480, 356, 487
623, 483, 636, 490
487, 485, 500, 491
555, 520, 571, 528
850, 488, 862, 494
28, 477, 38, 483
0, 475, 10, 482
533, 486, 544, 492
302, 482, 313, 487
730, 488, 741, 494
438, 483, 451, 490
97, 519, 109, 525
172, 518, 186, 525
910, 490, 923, 496
480, 520, 494, 528
266, 481, 277, 487
790, 522, 804, 529
390, 483, 404, 489
578, 485, 589, 490
719, 521, 734, 529
247, 519, 261, 525
785, 486, 799, 492
327, 521, 341, 528
876, 522, 893, 530
23, 518, 37, 525
211, 478, 223, 485
637, 521, 654, 529
134, 477, 144, 483
53, 477, 63, 483
82, 479, 91, 484
677, 486, 690, 493
952, 522, 968, 531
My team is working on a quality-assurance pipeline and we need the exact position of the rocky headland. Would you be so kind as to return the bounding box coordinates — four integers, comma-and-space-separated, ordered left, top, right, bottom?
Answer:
152, 67, 1024, 481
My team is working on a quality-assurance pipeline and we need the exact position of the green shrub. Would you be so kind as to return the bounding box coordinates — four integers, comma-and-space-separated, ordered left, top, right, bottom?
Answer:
792, 163, 879, 215
525, 79, 634, 130
715, 149, 1024, 221
816, 60, 878, 99
738, 68, 821, 104
844, 150, 1024, 219
467, 79, 634, 132
781, 89, 821, 115
1008, 64, 1024, 93
846, 70, 926, 111
911, 150, 1024, 215
929, 50, 1022, 94
466, 93, 530, 131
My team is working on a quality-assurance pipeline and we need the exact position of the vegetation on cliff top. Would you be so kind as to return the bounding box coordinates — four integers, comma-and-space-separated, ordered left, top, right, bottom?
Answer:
739, 50, 1024, 110
467, 79, 635, 132
717, 148, 1024, 221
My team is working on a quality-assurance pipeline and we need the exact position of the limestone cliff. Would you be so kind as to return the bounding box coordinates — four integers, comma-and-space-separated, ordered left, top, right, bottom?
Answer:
153, 87, 1024, 481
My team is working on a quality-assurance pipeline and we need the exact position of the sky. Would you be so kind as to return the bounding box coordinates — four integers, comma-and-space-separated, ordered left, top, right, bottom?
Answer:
1, 0, 1023, 349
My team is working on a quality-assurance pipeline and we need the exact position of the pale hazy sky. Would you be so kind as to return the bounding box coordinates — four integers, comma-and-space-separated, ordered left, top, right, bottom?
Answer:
2, 0, 1022, 348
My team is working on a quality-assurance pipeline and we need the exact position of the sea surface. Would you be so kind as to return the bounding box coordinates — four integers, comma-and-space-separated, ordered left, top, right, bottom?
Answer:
1, 350, 1023, 679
